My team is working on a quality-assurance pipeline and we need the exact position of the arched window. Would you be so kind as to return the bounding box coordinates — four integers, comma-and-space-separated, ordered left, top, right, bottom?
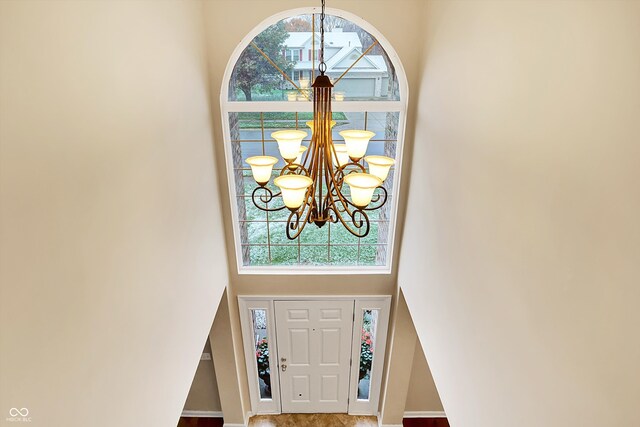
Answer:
221, 8, 408, 273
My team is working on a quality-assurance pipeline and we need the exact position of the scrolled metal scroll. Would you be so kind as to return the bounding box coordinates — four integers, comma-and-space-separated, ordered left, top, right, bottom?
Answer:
251, 186, 286, 212
363, 185, 388, 211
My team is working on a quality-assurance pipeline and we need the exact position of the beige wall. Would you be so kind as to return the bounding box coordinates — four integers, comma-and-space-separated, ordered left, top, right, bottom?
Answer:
405, 338, 444, 413
400, 1, 640, 426
379, 290, 418, 424
209, 291, 246, 424
183, 341, 222, 412
0, 1, 228, 426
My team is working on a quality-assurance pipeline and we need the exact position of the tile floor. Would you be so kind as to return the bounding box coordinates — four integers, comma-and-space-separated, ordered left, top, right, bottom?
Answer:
178, 415, 450, 427
248, 413, 379, 427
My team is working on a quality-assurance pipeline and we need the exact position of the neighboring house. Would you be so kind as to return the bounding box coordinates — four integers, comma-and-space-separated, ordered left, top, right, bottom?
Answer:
283, 29, 389, 98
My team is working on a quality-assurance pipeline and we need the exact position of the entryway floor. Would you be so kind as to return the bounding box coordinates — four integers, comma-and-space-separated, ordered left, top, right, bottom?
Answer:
249, 413, 378, 427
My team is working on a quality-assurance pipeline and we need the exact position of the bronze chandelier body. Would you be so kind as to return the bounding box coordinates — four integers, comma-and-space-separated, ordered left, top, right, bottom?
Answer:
251, 74, 388, 240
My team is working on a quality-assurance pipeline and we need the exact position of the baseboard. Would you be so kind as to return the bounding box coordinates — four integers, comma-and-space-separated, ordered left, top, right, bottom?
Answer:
181, 410, 223, 418
404, 411, 447, 418
221, 411, 251, 427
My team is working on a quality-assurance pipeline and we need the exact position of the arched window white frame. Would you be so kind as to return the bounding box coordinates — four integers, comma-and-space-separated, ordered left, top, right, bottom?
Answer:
221, 7, 409, 274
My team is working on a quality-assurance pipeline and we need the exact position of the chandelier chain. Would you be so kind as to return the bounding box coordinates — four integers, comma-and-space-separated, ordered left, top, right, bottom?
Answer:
319, 0, 327, 74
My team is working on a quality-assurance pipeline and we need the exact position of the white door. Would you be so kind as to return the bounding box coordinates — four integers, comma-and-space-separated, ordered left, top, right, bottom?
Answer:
274, 300, 355, 413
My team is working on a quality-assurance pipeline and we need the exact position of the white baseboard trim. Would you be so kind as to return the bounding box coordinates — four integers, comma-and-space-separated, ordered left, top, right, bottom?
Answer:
181, 410, 223, 418
403, 411, 447, 418
220, 410, 251, 427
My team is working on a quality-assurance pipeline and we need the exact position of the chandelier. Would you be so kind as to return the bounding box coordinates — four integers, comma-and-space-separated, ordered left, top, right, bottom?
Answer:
244, 0, 396, 240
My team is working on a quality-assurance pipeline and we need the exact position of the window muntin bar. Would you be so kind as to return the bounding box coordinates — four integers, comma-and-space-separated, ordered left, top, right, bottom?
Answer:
230, 110, 397, 267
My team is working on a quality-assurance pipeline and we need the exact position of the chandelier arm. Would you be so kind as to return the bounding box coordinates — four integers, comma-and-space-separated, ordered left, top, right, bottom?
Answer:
317, 88, 330, 219
326, 162, 366, 212
285, 210, 303, 240
326, 197, 371, 238
324, 169, 346, 215
327, 162, 389, 212
251, 186, 287, 212
328, 173, 354, 215
331, 162, 368, 189
314, 128, 321, 223
368, 192, 382, 205
362, 185, 389, 211
309, 131, 322, 224
328, 138, 339, 167
280, 163, 309, 177
285, 197, 315, 240
325, 204, 338, 223
331, 184, 389, 212
302, 131, 316, 172
324, 161, 367, 233
321, 145, 338, 216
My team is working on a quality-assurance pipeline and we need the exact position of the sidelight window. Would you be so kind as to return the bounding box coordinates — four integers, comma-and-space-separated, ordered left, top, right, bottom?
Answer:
251, 309, 272, 399
357, 309, 378, 400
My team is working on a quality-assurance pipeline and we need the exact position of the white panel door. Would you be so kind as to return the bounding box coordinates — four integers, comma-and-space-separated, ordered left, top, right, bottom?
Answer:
274, 300, 355, 413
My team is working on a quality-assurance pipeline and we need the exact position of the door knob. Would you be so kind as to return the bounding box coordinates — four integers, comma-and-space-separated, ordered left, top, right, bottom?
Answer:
281, 363, 287, 372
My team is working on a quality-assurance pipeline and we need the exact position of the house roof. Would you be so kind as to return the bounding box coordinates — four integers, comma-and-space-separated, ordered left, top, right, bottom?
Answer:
287, 30, 387, 76
285, 31, 362, 49
328, 46, 388, 73
367, 55, 388, 71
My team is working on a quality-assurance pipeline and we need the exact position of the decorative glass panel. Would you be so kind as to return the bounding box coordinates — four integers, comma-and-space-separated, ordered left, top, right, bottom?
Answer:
251, 309, 272, 399
228, 14, 400, 102
357, 309, 379, 400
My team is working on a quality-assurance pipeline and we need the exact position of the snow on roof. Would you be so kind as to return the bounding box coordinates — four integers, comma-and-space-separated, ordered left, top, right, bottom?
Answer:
293, 61, 313, 70
285, 31, 362, 49
294, 50, 388, 74
285, 32, 314, 47
367, 55, 389, 72
325, 46, 356, 69
286, 31, 387, 75
326, 46, 387, 71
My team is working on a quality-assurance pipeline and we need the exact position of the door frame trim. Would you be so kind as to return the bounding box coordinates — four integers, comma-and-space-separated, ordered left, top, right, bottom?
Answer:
347, 298, 391, 415
238, 295, 392, 416
238, 298, 282, 414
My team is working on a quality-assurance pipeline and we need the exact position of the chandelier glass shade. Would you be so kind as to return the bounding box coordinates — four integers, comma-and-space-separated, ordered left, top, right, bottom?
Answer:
244, 0, 396, 239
